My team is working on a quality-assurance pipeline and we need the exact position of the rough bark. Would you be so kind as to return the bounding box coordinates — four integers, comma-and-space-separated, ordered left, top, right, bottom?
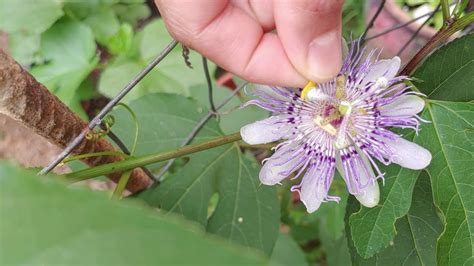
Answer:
0, 49, 152, 192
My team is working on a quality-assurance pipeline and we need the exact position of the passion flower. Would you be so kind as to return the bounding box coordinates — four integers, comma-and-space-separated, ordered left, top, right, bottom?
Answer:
240, 43, 432, 213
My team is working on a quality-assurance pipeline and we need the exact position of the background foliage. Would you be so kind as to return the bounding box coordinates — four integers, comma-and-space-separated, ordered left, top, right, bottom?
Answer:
0, 0, 473, 265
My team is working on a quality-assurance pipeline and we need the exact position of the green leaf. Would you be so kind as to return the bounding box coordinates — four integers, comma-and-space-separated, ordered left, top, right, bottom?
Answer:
270, 233, 308, 266
320, 233, 352, 266
347, 171, 443, 265
348, 156, 420, 258
7, 31, 42, 66
106, 23, 133, 55
417, 100, 474, 265
99, 19, 216, 102
412, 34, 474, 101
82, 7, 120, 45
140, 146, 280, 256
0, 0, 63, 34
0, 163, 267, 265
31, 18, 98, 110
110, 93, 280, 255
316, 179, 348, 240
113, 3, 150, 27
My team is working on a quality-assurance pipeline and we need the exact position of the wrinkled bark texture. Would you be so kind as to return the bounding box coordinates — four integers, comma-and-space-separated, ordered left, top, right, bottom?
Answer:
0, 50, 152, 192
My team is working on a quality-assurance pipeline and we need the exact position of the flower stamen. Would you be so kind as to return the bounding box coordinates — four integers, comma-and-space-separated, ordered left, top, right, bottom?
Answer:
301, 81, 316, 100
313, 116, 337, 135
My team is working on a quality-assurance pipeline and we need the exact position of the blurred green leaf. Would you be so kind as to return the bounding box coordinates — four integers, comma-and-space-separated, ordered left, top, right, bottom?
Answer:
413, 34, 474, 101
82, 7, 120, 45
314, 179, 348, 240
0, 0, 63, 34
320, 233, 351, 266
0, 163, 267, 265
31, 18, 98, 112
110, 93, 280, 255
113, 3, 150, 27
7, 31, 41, 66
347, 172, 443, 265
271, 233, 308, 266
417, 100, 474, 265
106, 23, 133, 54
99, 19, 216, 102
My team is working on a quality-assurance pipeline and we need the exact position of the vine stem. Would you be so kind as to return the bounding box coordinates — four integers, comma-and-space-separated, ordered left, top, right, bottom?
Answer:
66, 132, 242, 181
401, 11, 474, 76
62, 151, 130, 164
112, 170, 133, 199
441, 0, 451, 24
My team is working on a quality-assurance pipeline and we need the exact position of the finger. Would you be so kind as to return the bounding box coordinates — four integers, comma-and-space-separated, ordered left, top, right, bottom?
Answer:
231, 0, 275, 31
274, 0, 344, 82
155, 0, 306, 87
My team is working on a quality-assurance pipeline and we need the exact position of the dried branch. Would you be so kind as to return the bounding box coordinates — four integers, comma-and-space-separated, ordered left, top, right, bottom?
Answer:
0, 50, 152, 192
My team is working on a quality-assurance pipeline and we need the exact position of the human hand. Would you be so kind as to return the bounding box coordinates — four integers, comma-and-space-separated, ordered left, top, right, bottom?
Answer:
155, 0, 344, 88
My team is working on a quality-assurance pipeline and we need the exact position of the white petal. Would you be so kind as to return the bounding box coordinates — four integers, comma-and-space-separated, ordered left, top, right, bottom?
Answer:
362, 56, 401, 85
252, 84, 289, 101
337, 152, 380, 208
240, 116, 289, 145
299, 166, 329, 213
259, 144, 301, 185
356, 182, 380, 208
380, 95, 425, 117
385, 137, 432, 170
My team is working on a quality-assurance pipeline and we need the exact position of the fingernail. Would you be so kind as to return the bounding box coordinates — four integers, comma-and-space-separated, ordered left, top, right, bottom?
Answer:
308, 30, 342, 81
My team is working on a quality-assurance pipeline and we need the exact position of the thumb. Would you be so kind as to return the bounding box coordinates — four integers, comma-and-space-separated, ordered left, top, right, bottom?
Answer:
274, 0, 344, 82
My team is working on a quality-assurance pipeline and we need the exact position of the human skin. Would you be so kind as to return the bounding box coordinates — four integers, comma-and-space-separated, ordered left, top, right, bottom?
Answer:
154, 0, 345, 88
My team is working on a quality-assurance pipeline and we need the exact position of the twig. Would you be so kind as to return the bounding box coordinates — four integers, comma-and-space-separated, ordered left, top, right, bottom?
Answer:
39, 40, 179, 175
202, 56, 217, 113
361, 0, 386, 43
66, 132, 243, 181
397, 5, 440, 56
152, 82, 247, 182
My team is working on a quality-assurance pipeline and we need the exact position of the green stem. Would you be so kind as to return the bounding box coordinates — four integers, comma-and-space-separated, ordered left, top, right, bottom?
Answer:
66, 132, 242, 181
112, 170, 133, 199
401, 11, 474, 76
62, 151, 130, 164
441, 0, 451, 24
